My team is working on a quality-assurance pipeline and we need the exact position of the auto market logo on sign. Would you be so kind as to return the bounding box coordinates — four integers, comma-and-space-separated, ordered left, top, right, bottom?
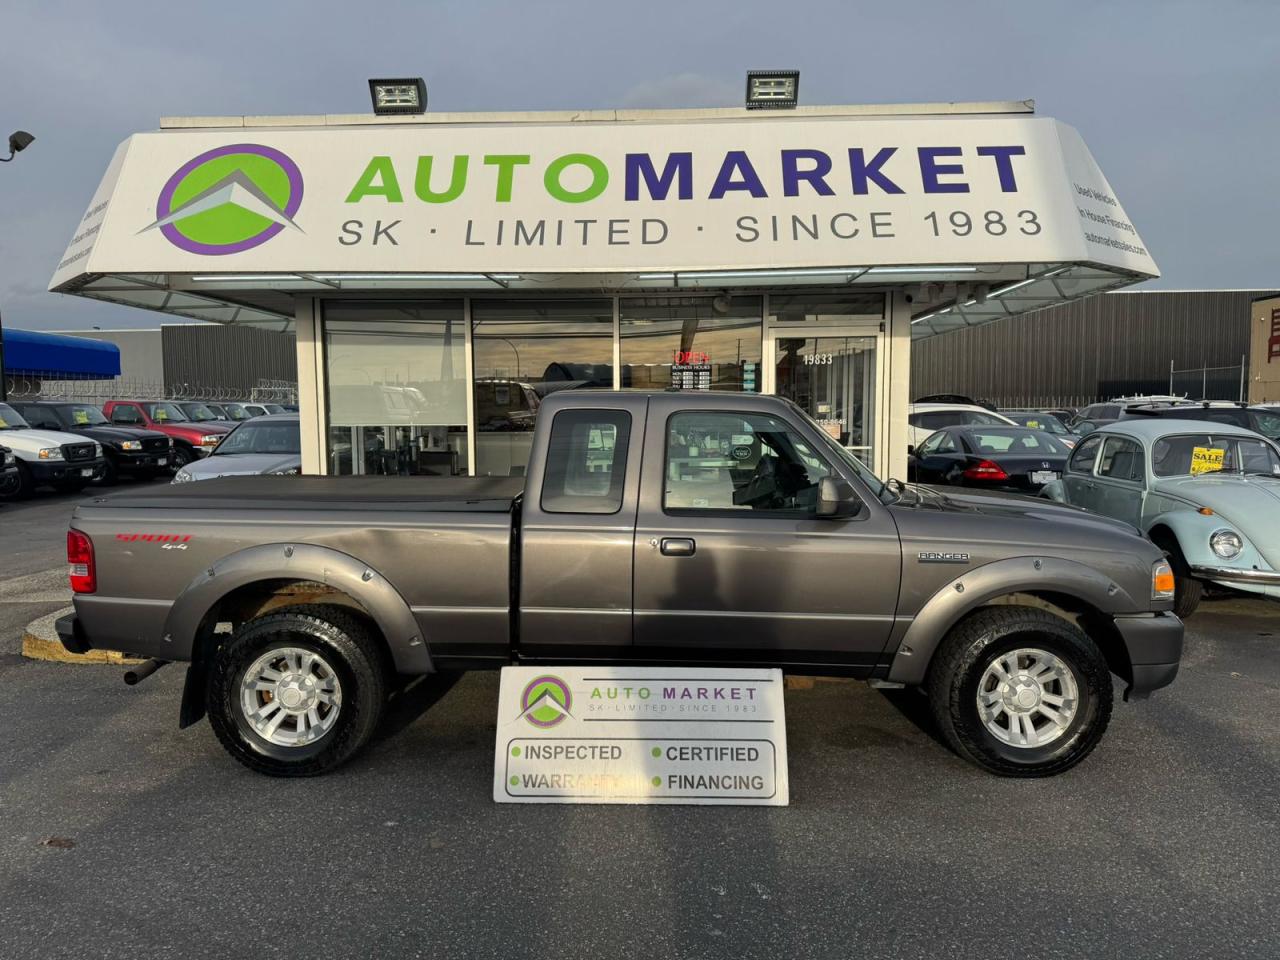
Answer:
515, 675, 573, 728
143, 144, 303, 255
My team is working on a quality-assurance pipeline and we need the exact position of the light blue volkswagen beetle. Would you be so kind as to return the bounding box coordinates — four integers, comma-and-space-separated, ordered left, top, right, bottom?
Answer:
1041, 419, 1280, 616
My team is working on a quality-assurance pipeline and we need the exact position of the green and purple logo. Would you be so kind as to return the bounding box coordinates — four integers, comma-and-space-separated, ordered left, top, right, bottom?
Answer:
515, 675, 573, 728
143, 143, 303, 255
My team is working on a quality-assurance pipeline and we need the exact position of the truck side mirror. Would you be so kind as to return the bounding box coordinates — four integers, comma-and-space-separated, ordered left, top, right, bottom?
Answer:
906, 444, 916, 456
816, 476, 864, 519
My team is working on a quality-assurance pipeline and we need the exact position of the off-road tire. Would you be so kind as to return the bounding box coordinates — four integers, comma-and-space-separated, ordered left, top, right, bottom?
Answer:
926, 606, 1113, 777
0, 462, 30, 499
171, 443, 195, 469
207, 604, 389, 777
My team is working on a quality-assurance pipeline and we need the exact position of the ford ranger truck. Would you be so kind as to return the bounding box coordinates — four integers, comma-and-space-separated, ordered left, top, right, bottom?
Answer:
57, 392, 1184, 779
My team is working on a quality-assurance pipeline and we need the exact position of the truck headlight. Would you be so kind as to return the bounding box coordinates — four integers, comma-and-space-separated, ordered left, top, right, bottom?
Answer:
120, 440, 142, 451
200, 435, 222, 446
1210, 529, 1243, 560
1152, 560, 1175, 600
93, 443, 103, 457
38, 447, 64, 460
171, 469, 194, 483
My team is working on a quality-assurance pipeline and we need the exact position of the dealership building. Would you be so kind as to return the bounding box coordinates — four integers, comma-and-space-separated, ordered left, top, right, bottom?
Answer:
49, 97, 1157, 479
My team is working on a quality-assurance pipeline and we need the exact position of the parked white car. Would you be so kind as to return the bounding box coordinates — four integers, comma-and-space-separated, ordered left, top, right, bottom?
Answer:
908, 401, 1017, 448
0, 401, 106, 498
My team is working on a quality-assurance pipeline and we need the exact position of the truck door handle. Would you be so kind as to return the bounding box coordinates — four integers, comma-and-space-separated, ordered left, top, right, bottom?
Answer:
660, 538, 696, 557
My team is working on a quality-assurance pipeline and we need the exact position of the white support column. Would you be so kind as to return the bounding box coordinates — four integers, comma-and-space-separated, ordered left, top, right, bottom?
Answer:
884, 290, 913, 482
294, 297, 327, 476
464, 297, 476, 476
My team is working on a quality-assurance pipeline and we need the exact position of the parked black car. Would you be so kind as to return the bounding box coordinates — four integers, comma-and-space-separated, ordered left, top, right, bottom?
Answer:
10, 401, 173, 484
1120, 402, 1280, 443
908, 425, 1070, 494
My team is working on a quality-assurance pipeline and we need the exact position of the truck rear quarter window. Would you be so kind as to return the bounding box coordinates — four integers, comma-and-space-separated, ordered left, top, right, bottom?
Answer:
539, 409, 631, 514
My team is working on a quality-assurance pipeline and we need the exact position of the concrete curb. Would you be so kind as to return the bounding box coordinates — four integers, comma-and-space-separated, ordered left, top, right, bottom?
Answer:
20, 607, 143, 665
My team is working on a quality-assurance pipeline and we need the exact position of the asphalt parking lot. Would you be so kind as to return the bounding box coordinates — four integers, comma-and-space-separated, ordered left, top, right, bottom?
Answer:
1, 485, 1278, 959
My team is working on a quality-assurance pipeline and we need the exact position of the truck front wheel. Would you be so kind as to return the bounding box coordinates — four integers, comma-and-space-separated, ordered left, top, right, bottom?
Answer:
926, 607, 1113, 777
207, 605, 388, 777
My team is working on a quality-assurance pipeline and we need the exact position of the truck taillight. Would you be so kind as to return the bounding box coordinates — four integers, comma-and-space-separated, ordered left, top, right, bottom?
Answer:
962, 459, 1009, 481
67, 530, 96, 594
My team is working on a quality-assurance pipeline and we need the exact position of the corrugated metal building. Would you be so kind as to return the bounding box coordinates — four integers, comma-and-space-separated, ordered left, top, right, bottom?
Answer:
910, 289, 1278, 408
46, 323, 297, 401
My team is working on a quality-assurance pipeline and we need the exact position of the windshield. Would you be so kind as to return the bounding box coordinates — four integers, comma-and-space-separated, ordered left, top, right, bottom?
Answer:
961, 428, 1067, 455
790, 402, 893, 502
1250, 410, 1280, 438
56, 404, 109, 427
144, 402, 189, 423
911, 409, 1009, 430
1152, 433, 1280, 478
222, 404, 251, 421
179, 403, 219, 421
213, 421, 300, 456
1007, 413, 1069, 435
0, 403, 30, 430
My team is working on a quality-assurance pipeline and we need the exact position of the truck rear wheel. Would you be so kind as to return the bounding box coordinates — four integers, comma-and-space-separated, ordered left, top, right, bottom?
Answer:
206, 605, 388, 777
926, 606, 1113, 777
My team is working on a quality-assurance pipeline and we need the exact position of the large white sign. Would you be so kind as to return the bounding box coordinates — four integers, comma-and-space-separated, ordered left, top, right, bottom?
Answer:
52, 114, 1156, 289
493, 666, 788, 805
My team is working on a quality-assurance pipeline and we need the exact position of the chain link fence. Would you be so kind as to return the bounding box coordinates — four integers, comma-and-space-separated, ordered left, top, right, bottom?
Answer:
1169, 359, 1246, 403
4, 371, 298, 405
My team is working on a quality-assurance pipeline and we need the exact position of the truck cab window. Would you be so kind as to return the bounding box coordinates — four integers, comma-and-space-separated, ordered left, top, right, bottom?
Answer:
540, 409, 631, 514
664, 411, 832, 514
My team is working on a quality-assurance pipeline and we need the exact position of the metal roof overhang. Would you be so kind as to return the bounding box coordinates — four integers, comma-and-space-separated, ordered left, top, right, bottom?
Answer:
56, 261, 1145, 338
49, 103, 1158, 336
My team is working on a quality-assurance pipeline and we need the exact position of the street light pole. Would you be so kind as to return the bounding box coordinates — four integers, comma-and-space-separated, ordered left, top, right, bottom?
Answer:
0, 131, 36, 401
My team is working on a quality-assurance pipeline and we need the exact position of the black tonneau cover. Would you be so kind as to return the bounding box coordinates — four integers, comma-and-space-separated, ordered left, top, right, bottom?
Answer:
89, 476, 524, 513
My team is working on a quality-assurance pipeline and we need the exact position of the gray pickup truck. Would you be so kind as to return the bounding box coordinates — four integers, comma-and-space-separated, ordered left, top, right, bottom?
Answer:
58, 391, 1183, 779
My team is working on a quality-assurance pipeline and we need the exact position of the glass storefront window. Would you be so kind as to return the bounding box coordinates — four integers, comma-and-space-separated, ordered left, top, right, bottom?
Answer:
324, 301, 468, 476
619, 296, 762, 393
471, 299, 613, 477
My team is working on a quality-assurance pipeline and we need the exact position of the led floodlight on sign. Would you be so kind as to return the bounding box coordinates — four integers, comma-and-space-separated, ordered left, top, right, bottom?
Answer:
368, 78, 427, 115
745, 71, 799, 110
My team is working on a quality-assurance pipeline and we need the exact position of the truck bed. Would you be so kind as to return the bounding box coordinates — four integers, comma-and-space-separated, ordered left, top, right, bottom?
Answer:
89, 475, 524, 513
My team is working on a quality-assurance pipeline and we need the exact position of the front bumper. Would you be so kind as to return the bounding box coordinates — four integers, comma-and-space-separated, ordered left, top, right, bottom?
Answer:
26, 457, 105, 483
115, 450, 172, 473
1190, 565, 1280, 586
1113, 612, 1184, 700
55, 613, 92, 655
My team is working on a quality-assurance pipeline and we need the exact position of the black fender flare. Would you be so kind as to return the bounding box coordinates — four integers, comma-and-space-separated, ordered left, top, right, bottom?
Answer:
162, 541, 431, 675
886, 555, 1141, 685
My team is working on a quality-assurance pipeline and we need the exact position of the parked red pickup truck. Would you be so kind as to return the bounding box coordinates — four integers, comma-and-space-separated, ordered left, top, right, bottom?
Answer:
102, 400, 232, 468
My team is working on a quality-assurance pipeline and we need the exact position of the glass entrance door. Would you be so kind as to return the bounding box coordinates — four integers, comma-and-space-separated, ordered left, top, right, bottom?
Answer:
770, 331, 880, 470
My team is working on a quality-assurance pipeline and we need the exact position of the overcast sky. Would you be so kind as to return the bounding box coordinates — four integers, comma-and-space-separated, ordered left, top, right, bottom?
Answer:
1, 0, 1277, 331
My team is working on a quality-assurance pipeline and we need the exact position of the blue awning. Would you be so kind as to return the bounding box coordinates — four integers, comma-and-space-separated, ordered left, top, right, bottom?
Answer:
1, 328, 121, 377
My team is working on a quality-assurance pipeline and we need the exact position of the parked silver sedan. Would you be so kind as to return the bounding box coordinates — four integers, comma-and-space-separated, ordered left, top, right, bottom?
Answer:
172, 415, 300, 482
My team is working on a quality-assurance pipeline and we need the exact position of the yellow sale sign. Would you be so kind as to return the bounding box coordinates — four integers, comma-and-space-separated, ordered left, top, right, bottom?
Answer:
1190, 447, 1225, 475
